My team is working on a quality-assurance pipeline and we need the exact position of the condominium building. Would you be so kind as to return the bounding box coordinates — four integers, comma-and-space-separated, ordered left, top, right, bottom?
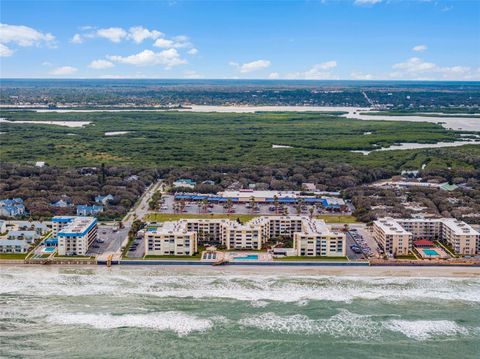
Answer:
373, 217, 479, 255
56, 216, 97, 256
52, 216, 76, 236
145, 221, 198, 256
373, 218, 412, 255
292, 219, 345, 257
145, 216, 346, 257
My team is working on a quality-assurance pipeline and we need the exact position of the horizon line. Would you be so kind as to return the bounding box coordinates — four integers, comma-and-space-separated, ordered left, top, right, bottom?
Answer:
1, 78, 480, 83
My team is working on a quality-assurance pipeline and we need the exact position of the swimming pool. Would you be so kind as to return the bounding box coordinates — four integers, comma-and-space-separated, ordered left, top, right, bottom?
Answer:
233, 254, 259, 261
42, 247, 55, 254
423, 249, 439, 256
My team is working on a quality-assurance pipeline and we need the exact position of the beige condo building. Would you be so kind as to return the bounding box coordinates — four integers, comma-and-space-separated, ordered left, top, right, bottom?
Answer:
145, 216, 346, 257
373, 217, 479, 256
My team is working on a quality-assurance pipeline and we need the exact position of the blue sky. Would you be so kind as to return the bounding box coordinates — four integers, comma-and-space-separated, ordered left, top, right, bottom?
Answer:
1, 0, 479, 80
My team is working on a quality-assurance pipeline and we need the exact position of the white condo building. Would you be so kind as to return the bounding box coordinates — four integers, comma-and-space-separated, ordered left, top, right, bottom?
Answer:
145, 216, 346, 257
373, 217, 479, 256
54, 216, 97, 256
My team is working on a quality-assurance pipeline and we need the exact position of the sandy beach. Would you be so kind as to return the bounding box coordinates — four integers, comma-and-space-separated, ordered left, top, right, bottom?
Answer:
2, 263, 479, 277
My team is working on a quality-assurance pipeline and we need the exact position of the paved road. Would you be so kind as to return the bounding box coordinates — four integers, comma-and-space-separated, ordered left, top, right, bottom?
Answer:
90, 180, 163, 258
124, 180, 164, 226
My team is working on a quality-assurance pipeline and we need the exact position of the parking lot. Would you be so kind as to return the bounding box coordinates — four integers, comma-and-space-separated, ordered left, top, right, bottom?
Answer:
86, 224, 128, 257
126, 235, 145, 258
346, 225, 379, 260
159, 195, 351, 216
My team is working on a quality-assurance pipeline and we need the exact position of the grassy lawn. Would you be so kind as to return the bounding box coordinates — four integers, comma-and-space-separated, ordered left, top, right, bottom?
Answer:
316, 215, 358, 223
435, 241, 458, 257
395, 255, 417, 260
143, 255, 201, 260
275, 256, 348, 261
145, 213, 358, 224
0, 253, 28, 260
145, 213, 258, 223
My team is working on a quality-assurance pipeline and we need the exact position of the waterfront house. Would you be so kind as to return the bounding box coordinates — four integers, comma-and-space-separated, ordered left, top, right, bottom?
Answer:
7, 230, 39, 244
0, 239, 30, 253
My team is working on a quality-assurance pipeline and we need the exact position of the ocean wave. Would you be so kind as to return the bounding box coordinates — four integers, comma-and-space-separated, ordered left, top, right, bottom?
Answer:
239, 311, 475, 342
384, 319, 469, 341
1, 268, 480, 304
239, 310, 381, 339
46, 311, 214, 337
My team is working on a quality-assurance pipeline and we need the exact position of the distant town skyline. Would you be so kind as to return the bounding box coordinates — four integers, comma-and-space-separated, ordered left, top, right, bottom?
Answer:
1, 0, 479, 80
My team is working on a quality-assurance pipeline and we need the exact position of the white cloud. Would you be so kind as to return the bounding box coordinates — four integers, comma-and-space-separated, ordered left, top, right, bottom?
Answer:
0, 23, 55, 54
96, 27, 127, 43
107, 49, 187, 68
153, 38, 174, 48
285, 61, 338, 79
127, 26, 163, 43
71, 26, 197, 55
183, 70, 203, 79
171, 35, 192, 48
154, 35, 193, 49
354, 0, 383, 5
393, 57, 436, 73
0, 43, 14, 57
50, 66, 78, 76
231, 59, 271, 73
412, 44, 427, 52
88, 59, 114, 70
390, 57, 477, 80
71, 33, 83, 44
268, 72, 280, 79
350, 71, 374, 80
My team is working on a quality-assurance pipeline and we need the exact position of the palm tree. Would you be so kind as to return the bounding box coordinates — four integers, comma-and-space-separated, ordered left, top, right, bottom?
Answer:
295, 203, 302, 215
201, 198, 209, 213
226, 198, 233, 213
249, 196, 256, 214
308, 207, 314, 219
179, 199, 186, 213
273, 195, 279, 215
295, 198, 304, 216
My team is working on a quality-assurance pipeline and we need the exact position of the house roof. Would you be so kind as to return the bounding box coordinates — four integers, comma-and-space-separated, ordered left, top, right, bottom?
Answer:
413, 239, 434, 246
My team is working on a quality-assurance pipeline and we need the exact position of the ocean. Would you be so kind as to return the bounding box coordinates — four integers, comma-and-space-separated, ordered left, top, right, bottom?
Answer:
1, 266, 479, 359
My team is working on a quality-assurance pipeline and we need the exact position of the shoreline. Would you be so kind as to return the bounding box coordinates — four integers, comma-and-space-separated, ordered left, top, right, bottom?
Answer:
2, 261, 479, 277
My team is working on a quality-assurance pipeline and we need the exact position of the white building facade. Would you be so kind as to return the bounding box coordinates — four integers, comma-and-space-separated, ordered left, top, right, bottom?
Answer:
56, 217, 97, 256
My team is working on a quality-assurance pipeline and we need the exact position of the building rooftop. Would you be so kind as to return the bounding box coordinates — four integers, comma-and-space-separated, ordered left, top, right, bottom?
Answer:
375, 218, 411, 235
58, 217, 96, 236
